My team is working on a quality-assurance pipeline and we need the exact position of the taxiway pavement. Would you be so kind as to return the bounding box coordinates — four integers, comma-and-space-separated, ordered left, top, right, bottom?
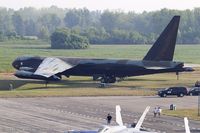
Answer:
0, 96, 199, 133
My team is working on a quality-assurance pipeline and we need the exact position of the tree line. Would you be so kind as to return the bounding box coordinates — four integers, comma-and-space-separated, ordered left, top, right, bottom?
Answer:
0, 6, 200, 44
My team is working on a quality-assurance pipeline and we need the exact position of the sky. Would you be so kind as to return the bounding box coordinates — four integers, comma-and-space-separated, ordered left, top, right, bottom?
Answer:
0, 0, 200, 13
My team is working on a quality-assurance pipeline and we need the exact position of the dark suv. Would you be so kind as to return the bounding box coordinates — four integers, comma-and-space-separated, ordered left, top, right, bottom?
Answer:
188, 87, 200, 96
158, 87, 188, 97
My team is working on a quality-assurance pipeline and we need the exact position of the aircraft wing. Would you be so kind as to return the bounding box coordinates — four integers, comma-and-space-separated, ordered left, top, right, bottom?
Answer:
135, 106, 150, 131
34, 57, 73, 78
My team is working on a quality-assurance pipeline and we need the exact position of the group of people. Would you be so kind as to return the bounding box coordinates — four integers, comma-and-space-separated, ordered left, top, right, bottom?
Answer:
153, 106, 162, 117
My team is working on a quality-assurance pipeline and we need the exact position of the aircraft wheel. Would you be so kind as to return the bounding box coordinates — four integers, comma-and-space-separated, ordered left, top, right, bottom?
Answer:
178, 93, 184, 97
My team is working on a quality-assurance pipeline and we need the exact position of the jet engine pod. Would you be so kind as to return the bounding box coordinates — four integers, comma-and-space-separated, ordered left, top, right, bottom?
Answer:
14, 70, 34, 79
184, 67, 195, 72
15, 70, 61, 81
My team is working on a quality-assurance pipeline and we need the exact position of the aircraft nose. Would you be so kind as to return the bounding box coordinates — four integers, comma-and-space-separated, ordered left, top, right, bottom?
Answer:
12, 59, 20, 70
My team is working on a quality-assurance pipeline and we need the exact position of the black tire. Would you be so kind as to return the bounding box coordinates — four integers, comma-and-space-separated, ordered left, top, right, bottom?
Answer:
178, 93, 184, 97
163, 93, 167, 97
189, 93, 193, 96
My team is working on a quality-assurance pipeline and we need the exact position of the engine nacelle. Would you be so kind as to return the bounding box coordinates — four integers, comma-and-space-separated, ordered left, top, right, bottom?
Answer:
14, 70, 34, 79
14, 70, 61, 81
184, 67, 194, 72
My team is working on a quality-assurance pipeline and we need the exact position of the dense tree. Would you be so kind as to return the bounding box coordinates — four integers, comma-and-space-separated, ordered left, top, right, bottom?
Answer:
38, 26, 50, 41
38, 13, 61, 33
51, 28, 89, 49
0, 31, 4, 41
24, 19, 37, 36
100, 11, 119, 32
0, 7, 200, 44
12, 12, 25, 36
83, 27, 110, 44
64, 10, 80, 28
0, 14, 4, 41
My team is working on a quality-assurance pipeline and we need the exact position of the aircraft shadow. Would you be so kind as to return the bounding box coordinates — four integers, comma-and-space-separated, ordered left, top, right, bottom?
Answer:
0, 79, 99, 90
12, 46, 50, 50
126, 78, 167, 82
0, 77, 165, 90
0, 79, 44, 90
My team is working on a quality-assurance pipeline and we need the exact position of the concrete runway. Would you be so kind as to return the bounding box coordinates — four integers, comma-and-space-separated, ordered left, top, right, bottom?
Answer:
0, 96, 199, 133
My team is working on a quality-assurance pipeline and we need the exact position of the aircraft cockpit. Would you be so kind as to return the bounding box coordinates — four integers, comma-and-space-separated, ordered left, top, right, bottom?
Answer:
97, 126, 110, 133
12, 56, 43, 70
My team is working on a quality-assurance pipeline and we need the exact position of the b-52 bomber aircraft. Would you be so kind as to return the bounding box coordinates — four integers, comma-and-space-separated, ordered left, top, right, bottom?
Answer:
12, 16, 193, 83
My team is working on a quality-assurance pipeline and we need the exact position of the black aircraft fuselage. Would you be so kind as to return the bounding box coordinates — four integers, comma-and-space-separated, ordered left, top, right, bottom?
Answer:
12, 16, 194, 83
12, 56, 192, 83
13, 57, 187, 77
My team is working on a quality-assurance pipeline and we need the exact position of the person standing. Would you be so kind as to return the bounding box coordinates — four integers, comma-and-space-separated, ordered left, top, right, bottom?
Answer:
106, 114, 112, 124
9, 83, 13, 90
157, 107, 162, 117
153, 107, 157, 117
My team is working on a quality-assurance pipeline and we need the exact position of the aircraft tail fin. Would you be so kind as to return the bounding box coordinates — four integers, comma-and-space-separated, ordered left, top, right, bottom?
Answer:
116, 105, 123, 126
143, 16, 180, 61
184, 117, 191, 133
135, 106, 150, 130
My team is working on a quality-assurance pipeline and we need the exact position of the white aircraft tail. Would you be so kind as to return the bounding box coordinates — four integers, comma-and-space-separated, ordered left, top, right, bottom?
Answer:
116, 105, 123, 126
184, 117, 190, 133
135, 106, 150, 130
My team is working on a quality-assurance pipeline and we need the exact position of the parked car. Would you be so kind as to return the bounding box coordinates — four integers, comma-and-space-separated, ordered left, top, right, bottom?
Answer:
158, 87, 188, 97
188, 87, 200, 96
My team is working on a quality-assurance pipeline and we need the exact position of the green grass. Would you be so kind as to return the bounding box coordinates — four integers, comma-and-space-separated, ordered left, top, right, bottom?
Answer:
163, 109, 200, 121
0, 67, 199, 97
0, 74, 156, 97
0, 40, 200, 72
0, 88, 156, 98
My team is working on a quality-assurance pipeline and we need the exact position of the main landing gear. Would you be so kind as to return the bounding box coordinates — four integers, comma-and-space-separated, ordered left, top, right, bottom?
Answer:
100, 76, 116, 83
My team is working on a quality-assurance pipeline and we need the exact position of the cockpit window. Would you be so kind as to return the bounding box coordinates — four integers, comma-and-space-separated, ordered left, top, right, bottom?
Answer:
98, 128, 109, 133
104, 128, 109, 132
97, 128, 104, 133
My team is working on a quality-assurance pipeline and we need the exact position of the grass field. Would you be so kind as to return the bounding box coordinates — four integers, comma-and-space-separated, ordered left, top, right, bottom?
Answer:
163, 109, 200, 121
0, 67, 199, 97
1, 40, 200, 72
0, 40, 200, 97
